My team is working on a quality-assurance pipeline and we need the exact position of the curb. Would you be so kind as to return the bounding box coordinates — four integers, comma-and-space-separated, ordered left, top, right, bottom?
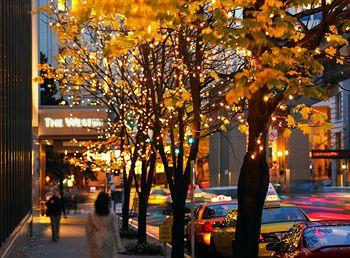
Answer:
121, 216, 191, 258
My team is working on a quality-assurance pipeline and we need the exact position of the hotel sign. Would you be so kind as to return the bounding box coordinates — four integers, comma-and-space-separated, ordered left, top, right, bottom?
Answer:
39, 107, 107, 137
311, 149, 350, 159
44, 117, 104, 128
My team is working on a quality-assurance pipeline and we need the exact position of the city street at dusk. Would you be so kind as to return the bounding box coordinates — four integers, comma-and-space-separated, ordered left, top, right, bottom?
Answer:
2, 1, 350, 258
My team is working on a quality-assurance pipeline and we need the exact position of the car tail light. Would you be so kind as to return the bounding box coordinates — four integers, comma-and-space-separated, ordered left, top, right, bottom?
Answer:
259, 234, 264, 243
203, 222, 213, 233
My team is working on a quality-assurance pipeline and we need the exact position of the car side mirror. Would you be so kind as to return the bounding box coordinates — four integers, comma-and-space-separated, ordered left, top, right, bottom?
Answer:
266, 242, 279, 252
212, 221, 221, 228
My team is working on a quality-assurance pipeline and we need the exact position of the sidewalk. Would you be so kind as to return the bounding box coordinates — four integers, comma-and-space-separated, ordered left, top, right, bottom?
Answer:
12, 215, 167, 258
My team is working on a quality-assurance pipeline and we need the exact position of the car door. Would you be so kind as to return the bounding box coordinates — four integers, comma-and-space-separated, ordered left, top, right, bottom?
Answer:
216, 210, 237, 257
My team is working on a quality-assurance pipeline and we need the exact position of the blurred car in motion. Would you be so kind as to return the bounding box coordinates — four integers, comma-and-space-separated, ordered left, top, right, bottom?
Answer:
267, 220, 350, 257
185, 196, 237, 255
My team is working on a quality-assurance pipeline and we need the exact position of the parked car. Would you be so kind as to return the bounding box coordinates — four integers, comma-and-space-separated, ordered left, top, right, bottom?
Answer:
185, 198, 237, 255
267, 220, 350, 257
210, 203, 309, 257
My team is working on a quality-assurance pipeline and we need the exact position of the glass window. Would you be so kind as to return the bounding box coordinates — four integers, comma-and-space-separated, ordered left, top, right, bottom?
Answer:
303, 225, 350, 248
336, 132, 342, 149
262, 207, 307, 224
336, 92, 341, 119
202, 203, 237, 219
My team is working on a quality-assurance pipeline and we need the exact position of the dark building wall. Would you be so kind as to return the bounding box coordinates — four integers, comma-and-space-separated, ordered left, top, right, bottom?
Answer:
0, 0, 32, 247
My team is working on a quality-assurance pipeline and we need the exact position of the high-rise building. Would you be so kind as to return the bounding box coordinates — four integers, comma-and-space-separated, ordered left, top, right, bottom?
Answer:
0, 0, 33, 255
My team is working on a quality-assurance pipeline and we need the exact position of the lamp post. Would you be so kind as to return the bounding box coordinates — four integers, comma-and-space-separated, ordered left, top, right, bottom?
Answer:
341, 162, 346, 187
309, 163, 314, 185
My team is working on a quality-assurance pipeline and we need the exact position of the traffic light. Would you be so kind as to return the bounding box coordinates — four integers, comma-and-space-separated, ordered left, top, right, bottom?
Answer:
188, 137, 194, 144
174, 147, 180, 154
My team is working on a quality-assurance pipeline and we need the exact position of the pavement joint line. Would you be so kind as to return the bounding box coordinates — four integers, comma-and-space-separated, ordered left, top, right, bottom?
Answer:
120, 215, 191, 258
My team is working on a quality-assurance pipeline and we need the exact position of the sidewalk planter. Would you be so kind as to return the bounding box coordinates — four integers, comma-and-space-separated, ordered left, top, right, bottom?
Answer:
123, 242, 163, 256
119, 228, 138, 239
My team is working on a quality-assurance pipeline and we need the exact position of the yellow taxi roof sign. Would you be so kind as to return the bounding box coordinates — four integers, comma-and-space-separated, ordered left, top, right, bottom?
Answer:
211, 195, 232, 202
264, 183, 280, 206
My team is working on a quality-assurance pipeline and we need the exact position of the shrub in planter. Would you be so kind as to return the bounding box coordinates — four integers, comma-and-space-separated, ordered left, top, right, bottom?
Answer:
123, 242, 163, 255
119, 228, 138, 239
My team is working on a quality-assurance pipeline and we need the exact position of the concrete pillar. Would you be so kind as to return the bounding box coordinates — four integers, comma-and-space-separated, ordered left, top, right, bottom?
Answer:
209, 128, 246, 187
331, 160, 338, 186
288, 131, 310, 182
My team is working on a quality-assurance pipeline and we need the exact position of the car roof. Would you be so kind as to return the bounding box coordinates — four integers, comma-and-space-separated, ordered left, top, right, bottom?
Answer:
264, 202, 299, 208
304, 220, 350, 228
201, 200, 237, 207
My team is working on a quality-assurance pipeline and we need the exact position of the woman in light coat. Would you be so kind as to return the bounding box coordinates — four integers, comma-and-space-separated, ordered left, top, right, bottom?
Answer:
86, 192, 123, 258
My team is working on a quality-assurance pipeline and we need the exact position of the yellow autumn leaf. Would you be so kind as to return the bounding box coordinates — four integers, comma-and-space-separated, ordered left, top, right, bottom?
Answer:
300, 107, 310, 120
285, 115, 296, 127
336, 58, 344, 65
322, 122, 332, 131
226, 87, 244, 105
210, 70, 220, 81
175, 101, 183, 108
33, 76, 44, 84
283, 128, 291, 138
238, 124, 248, 134
325, 47, 336, 56
202, 28, 213, 35
164, 98, 173, 107
181, 91, 191, 101
298, 124, 311, 134
329, 25, 338, 34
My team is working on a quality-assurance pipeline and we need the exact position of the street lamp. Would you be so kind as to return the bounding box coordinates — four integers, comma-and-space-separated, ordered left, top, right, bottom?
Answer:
342, 163, 346, 170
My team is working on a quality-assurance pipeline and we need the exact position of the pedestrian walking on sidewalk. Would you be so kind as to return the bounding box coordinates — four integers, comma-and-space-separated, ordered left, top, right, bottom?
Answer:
46, 189, 66, 241
86, 192, 123, 258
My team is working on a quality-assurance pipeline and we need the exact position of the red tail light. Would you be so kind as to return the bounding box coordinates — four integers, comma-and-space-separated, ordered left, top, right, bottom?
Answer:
259, 234, 264, 243
203, 222, 213, 233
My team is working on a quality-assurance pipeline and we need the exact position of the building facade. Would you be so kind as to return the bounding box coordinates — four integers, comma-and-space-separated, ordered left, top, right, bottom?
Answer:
0, 0, 33, 253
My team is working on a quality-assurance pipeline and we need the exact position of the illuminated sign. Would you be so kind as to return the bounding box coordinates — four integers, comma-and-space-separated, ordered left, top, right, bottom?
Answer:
44, 117, 104, 128
39, 107, 107, 137
311, 149, 350, 159
265, 183, 280, 205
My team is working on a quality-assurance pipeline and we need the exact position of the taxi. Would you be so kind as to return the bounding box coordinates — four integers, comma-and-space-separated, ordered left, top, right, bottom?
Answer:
148, 187, 170, 205
210, 184, 309, 257
185, 195, 237, 255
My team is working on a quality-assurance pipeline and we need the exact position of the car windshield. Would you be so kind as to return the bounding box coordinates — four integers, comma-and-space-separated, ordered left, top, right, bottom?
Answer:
151, 189, 166, 195
303, 225, 350, 248
202, 203, 237, 219
262, 206, 307, 224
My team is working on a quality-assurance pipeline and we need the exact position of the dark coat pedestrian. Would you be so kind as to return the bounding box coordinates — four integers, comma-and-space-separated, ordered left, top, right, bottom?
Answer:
46, 190, 65, 241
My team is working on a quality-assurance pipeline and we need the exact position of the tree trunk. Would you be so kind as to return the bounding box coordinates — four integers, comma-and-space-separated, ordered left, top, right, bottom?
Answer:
171, 192, 186, 258
138, 191, 148, 244
232, 152, 269, 258
233, 91, 272, 258
122, 183, 131, 230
